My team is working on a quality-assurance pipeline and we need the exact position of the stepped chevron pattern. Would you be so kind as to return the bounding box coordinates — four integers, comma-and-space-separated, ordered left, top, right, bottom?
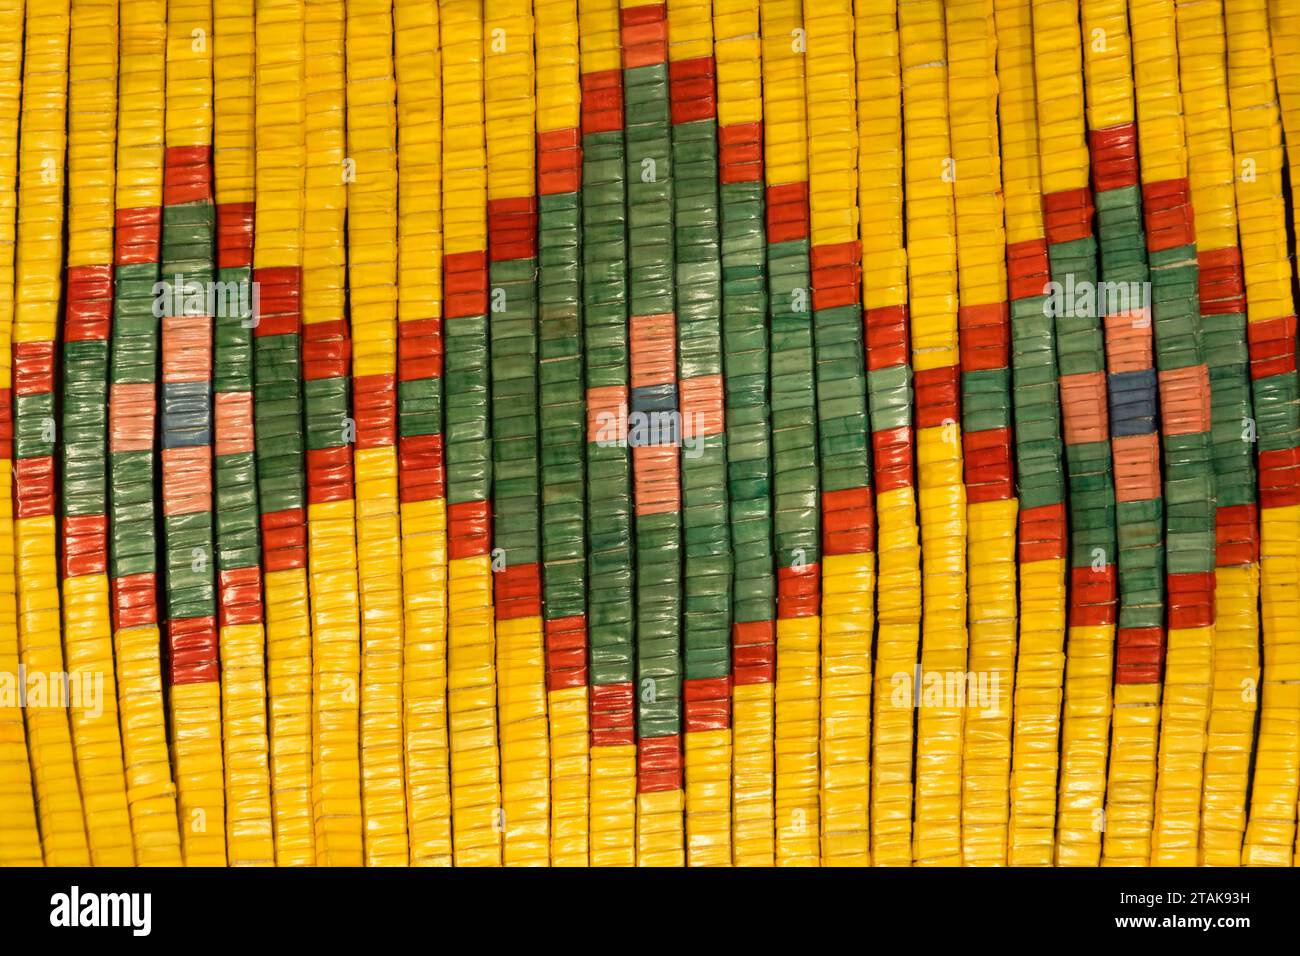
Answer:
3, 0, 1300, 867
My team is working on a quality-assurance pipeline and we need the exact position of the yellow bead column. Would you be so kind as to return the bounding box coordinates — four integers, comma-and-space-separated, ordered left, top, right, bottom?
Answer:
855, 0, 924, 867
213, 0, 275, 867
993, 0, 1069, 866
347, 0, 408, 867
13, 0, 91, 867
163, 0, 226, 868
395, 0, 453, 867
1078, 0, 1158, 869
442, 0, 504, 867
1131, 0, 1219, 867
0, 0, 43, 867
900, 0, 967, 866
1226, 0, 1300, 867
579, 0, 638, 866
302, 0, 363, 867
946, 0, 1019, 866
535, 0, 592, 866
804, 0, 875, 866
111, 0, 184, 866
1031, 0, 1117, 867
1174, 0, 1260, 868
253, 0, 315, 866
486, 0, 551, 866
761, 0, 822, 867
64, 0, 134, 866
1265, 0, 1300, 872
715, 0, 778, 867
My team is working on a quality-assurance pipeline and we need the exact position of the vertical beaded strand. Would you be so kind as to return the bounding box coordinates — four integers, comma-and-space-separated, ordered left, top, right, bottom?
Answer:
1225, 0, 1300, 867
714, 0, 777, 868
1173, 0, 1259, 868
855, 0, 923, 868
1264, 0, 1300, 867
945, 0, 1019, 866
804, 0, 874, 866
394, 0, 453, 866
486, 0, 551, 865
442, 0, 503, 867
63, 0, 134, 866
212, 0, 275, 867
760, 0, 822, 867
1130, 0, 1219, 866
993, 0, 1069, 866
900, 0, 967, 866
303, 0, 362, 866
112, 0, 184, 866
253, 0, 314, 865
162, 0, 226, 866
1076, 0, 1162, 867
668, 0, 734, 867
1029, 0, 1117, 867
0, 0, 42, 866
14, 0, 91, 866
346, 0, 407, 865
623, 0, 687, 866
579, 0, 638, 866
536, 0, 592, 867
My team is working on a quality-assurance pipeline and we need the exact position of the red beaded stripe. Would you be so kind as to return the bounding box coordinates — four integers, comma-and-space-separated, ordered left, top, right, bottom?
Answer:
64, 264, 113, 341
494, 563, 543, 621
487, 196, 538, 262
62, 515, 108, 577
168, 615, 219, 685
446, 500, 491, 559
581, 69, 624, 136
261, 507, 307, 573
732, 620, 775, 684
163, 145, 213, 206
1216, 503, 1259, 566
719, 121, 762, 184
302, 319, 350, 380
218, 566, 264, 628
637, 733, 682, 792
590, 682, 636, 745
216, 202, 254, 269
1007, 238, 1051, 300
1088, 123, 1140, 191
1019, 503, 1068, 563
443, 250, 488, 319
1198, 246, 1246, 316
1069, 565, 1118, 627
1259, 446, 1300, 509
113, 573, 158, 631
872, 426, 915, 494
538, 128, 582, 195
765, 181, 810, 244
668, 56, 716, 125
1042, 187, 1094, 245
684, 677, 730, 732
114, 206, 162, 264
810, 240, 860, 312
914, 366, 959, 429
398, 433, 445, 504
545, 616, 588, 692
619, 2, 666, 68
865, 305, 909, 371
1142, 178, 1196, 252
1115, 626, 1163, 684
822, 486, 875, 556
776, 563, 820, 619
